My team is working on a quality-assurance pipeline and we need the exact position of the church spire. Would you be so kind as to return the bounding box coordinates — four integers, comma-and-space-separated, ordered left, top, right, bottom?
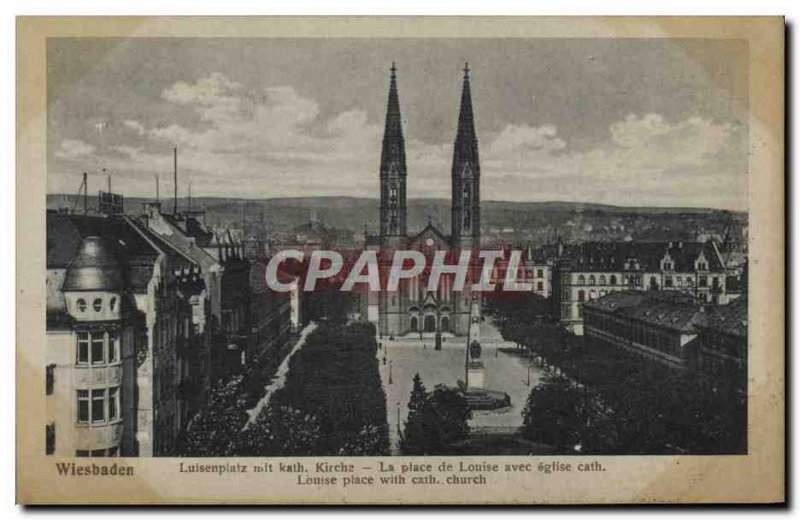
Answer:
451, 62, 481, 249
379, 62, 407, 243
455, 62, 477, 151
382, 62, 404, 148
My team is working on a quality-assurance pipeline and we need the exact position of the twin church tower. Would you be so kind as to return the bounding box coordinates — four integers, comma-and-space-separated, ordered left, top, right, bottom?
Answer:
370, 63, 482, 337
379, 62, 481, 250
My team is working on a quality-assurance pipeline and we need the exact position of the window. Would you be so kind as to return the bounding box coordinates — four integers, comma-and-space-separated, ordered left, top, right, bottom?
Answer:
46, 364, 55, 395
599, 275, 606, 285
578, 290, 586, 303
589, 275, 596, 286
699, 276, 708, 288
76, 298, 87, 312
537, 281, 544, 291
91, 334, 104, 366
93, 298, 103, 312
75, 450, 89, 457
665, 276, 673, 288
91, 449, 106, 457
537, 269, 543, 278
109, 387, 120, 421
107, 332, 119, 364
110, 297, 117, 312
77, 388, 119, 425
610, 275, 617, 285
578, 275, 586, 285
91, 389, 105, 423
77, 390, 90, 423
649, 276, 658, 289
77, 332, 89, 364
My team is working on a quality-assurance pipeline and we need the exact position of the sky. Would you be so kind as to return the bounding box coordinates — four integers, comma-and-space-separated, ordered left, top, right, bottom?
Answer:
47, 38, 749, 210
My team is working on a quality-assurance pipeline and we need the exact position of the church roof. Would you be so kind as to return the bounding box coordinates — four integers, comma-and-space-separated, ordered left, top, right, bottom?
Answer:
407, 222, 450, 247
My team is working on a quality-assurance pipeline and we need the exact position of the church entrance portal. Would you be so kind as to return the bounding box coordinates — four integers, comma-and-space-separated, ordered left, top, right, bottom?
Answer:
424, 315, 436, 333
440, 316, 450, 333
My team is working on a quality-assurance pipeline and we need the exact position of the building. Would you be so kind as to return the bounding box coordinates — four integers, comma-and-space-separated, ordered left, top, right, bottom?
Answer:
46, 211, 199, 457
487, 243, 552, 298
553, 240, 731, 335
364, 63, 482, 337
689, 297, 747, 386
139, 204, 253, 379
582, 291, 705, 370
583, 290, 747, 378
247, 256, 295, 364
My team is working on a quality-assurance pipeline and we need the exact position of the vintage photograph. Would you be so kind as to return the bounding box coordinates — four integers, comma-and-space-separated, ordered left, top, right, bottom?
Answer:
44, 36, 749, 458
17, 16, 783, 504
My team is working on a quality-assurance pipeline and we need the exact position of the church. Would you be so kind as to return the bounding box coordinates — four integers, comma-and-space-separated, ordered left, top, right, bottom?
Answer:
363, 63, 482, 338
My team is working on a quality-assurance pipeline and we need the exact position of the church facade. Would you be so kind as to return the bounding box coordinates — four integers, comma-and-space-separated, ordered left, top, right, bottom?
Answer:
364, 63, 482, 338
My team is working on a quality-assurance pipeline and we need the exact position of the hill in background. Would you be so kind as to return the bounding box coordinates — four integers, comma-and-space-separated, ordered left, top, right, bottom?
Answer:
47, 194, 747, 247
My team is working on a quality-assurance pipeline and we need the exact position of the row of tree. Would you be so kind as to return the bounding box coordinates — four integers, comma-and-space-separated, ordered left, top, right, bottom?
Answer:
488, 293, 747, 454
178, 320, 390, 456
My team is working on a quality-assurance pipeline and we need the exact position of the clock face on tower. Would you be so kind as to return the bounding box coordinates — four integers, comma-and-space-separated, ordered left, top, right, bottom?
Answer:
425, 238, 434, 247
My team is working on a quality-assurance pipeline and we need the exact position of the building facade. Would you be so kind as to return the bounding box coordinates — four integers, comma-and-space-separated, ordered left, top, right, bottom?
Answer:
582, 291, 705, 370
583, 290, 747, 378
367, 63, 482, 337
46, 211, 195, 457
553, 240, 731, 335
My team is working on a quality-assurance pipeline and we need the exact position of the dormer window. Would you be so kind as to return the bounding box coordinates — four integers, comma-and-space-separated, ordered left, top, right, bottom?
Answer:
93, 298, 102, 312
110, 297, 117, 312
76, 299, 87, 313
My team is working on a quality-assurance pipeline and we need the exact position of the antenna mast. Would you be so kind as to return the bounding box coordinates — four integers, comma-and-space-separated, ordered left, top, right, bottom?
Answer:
173, 147, 178, 215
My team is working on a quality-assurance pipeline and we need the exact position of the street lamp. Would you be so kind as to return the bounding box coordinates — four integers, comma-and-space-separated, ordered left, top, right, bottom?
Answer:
396, 401, 401, 436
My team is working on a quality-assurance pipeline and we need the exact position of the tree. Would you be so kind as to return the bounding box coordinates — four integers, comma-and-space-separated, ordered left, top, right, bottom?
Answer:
400, 373, 430, 455
521, 377, 585, 452
338, 423, 390, 456
429, 384, 472, 449
400, 375, 472, 455
235, 404, 322, 456
178, 376, 249, 456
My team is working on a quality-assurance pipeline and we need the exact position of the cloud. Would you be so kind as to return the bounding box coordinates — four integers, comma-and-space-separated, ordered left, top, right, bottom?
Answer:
48, 72, 747, 210
123, 120, 146, 136
54, 139, 95, 160
480, 113, 745, 209
487, 124, 566, 156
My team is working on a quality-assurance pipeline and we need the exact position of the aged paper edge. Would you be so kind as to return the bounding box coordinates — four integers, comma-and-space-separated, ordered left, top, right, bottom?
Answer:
16, 16, 785, 505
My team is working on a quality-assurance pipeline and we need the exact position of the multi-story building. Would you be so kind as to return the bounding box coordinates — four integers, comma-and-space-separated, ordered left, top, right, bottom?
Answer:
247, 256, 294, 364
46, 210, 195, 457
582, 291, 705, 370
139, 203, 251, 379
583, 290, 747, 378
689, 297, 748, 385
488, 243, 553, 298
553, 240, 730, 335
